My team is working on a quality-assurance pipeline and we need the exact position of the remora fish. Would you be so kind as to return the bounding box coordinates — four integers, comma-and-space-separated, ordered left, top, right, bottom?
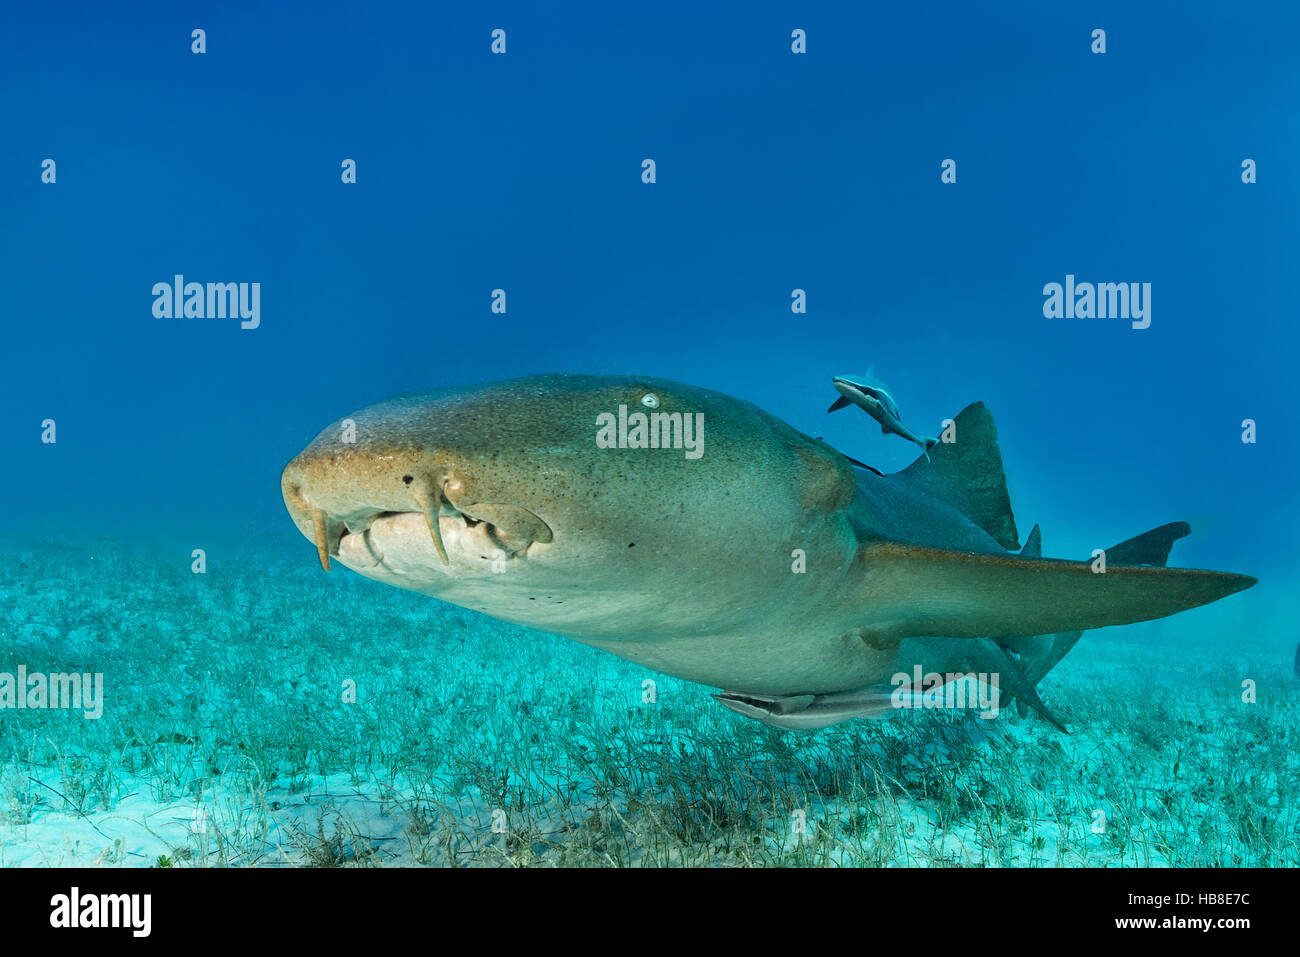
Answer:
829, 367, 939, 459
281, 374, 1255, 731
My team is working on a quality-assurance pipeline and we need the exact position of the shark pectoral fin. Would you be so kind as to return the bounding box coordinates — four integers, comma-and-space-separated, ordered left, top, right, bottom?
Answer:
1014, 522, 1194, 697
828, 397, 852, 412
857, 542, 1256, 642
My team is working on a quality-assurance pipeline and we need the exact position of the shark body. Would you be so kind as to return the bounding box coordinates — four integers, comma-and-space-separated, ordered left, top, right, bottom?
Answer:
281, 374, 1255, 730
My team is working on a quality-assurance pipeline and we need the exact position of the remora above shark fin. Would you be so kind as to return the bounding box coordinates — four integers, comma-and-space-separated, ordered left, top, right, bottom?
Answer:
894, 401, 1019, 550
855, 542, 1257, 642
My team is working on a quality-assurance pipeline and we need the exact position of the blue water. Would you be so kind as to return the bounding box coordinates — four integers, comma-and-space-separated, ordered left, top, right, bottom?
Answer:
2, 1, 1295, 865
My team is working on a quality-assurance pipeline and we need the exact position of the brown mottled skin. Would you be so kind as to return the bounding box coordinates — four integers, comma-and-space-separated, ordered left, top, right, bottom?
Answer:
281, 374, 1255, 701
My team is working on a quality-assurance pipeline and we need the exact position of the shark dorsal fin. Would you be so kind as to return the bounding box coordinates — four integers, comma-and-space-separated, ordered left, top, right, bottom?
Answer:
895, 401, 1020, 550
1020, 524, 1042, 558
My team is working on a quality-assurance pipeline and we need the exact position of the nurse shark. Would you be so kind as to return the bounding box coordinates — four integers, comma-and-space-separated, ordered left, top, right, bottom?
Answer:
280, 374, 1255, 731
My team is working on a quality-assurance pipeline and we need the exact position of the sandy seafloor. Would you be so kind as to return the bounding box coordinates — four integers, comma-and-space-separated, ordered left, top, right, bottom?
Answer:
1, 539, 1295, 868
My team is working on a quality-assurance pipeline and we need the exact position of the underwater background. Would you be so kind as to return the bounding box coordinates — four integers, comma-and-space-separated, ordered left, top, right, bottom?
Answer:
1, 0, 1296, 865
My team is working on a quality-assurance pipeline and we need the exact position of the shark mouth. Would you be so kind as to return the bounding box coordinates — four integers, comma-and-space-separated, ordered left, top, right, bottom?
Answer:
308, 482, 553, 573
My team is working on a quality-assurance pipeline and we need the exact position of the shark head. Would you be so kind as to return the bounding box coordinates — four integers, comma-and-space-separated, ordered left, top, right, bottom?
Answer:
281, 374, 858, 642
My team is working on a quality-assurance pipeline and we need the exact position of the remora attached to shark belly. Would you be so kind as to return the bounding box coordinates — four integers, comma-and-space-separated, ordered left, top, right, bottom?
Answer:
281, 374, 1256, 730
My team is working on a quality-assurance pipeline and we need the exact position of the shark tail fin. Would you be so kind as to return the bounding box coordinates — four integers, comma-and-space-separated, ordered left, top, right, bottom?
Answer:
894, 401, 1020, 550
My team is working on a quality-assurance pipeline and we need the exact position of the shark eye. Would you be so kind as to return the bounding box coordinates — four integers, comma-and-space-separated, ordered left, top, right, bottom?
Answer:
640, 393, 660, 409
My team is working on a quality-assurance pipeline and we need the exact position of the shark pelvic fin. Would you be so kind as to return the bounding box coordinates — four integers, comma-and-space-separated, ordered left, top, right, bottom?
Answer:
970, 640, 1068, 732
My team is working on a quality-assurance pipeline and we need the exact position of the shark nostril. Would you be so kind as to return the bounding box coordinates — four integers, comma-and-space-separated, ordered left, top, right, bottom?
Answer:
283, 481, 311, 512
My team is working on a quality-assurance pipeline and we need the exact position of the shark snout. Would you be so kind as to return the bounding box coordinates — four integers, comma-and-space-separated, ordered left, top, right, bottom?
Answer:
281, 442, 553, 575
281, 448, 435, 571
